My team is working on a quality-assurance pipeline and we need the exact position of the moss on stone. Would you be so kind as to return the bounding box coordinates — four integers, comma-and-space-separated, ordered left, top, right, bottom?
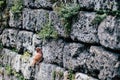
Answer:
52, 70, 63, 80
52, 71, 56, 80
53, 3, 80, 35
38, 21, 58, 40
11, 0, 23, 14
68, 69, 75, 80
0, 0, 5, 10
91, 14, 107, 25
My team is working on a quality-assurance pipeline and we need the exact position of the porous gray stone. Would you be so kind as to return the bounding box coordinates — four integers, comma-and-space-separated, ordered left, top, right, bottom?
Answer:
78, 0, 118, 11
75, 73, 98, 80
16, 31, 34, 54
9, 11, 22, 28
35, 63, 64, 80
23, 0, 54, 9
32, 34, 43, 55
42, 39, 64, 66
98, 16, 120, 50
63, 44, 120, 79
23, 9, 49, 31
71, 11, 99, 43
0, 48, 17, 66
1, 29, 35, 54
49, 11, 68, 37
7, 0, 14, 6
88, 46, 120, 80
12, 54, 21, 72
1, 29, 18, 48
0, 26, 4, 35
0, 48, 31, 79
63, 42, 89, 70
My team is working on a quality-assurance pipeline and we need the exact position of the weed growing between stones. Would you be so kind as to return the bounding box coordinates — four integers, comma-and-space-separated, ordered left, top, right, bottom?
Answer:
11, 47, 18, 53
0, 0, 8, 28
0, 0, 6, 10
38, 21, 58, 40
0, 66, 4, 75
52, 70, 63, 80
11, 0, 23, 14
0, 41, 3, 49
91, 14, 107, 26
12, 70, 25, 80
5, 64, 12, 75
0, 0, 4, 7
4, 64, 25, 80
21, 51, 31, 62
68, 69, 75, 80
53, 3, 80, 35
52, 71, 56, 80
49, 0, 57, 3
96, 10, 120, 17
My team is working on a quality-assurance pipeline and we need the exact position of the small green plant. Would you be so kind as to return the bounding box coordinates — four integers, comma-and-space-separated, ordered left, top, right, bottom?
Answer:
0, 41, 3, 49
52, 71, 56, 80
57, 71, 63, 77
4, 64, 25, 79
17, 74, 25, 80
0, 0, 5, 9
1, 64, 25, 79
38, 21, 58, 40
0, 65, 4, 75
96, 9, 120, 17
52, 70, 63, 80
49, 0, 57, 3
5, 65, 12, 75
0, 69, 3, 75
68, 69, 75, 80
54, 3, 80, 35
0, 1, 4, 7
91, 14, 107, 25
21, 51, 31, 62
14, 71, 25, 80
11, 0, 23, 14
11, 47, 18, 53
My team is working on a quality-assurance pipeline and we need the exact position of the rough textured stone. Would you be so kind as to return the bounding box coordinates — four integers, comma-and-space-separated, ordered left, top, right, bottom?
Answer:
1, 50, 63, 80
1, 29, 35, 54
49, 11, 68, 37
16, 31, 34, 54
98, 16, 120, 50
0, 70, 18, 80
9, 11, 22, 28
63, 42, 89, 70
71, 11, 99, 43
88, 46, 120, 80
63, 44, 120, 79
78, 0, 118, 11
35, 63, 64, 80
32, 34, 43, 55
0, 26, 5, 35
7, 0, 14, 6
23, 9, 49, 31
0, 48, 32, 79
75, 73, 98, 80
0, 49, 17, 66
42, 39, 64, 66
23, 0, 54, 9
1, 1, 120, 80
1, 29, 18, 48
12, 54, 21, 72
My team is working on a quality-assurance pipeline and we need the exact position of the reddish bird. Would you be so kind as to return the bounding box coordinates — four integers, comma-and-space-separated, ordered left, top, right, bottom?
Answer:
30, 47, 43, 67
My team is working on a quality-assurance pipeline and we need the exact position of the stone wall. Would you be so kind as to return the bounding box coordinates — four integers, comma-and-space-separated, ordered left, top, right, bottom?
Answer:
0, 0, 120, 80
